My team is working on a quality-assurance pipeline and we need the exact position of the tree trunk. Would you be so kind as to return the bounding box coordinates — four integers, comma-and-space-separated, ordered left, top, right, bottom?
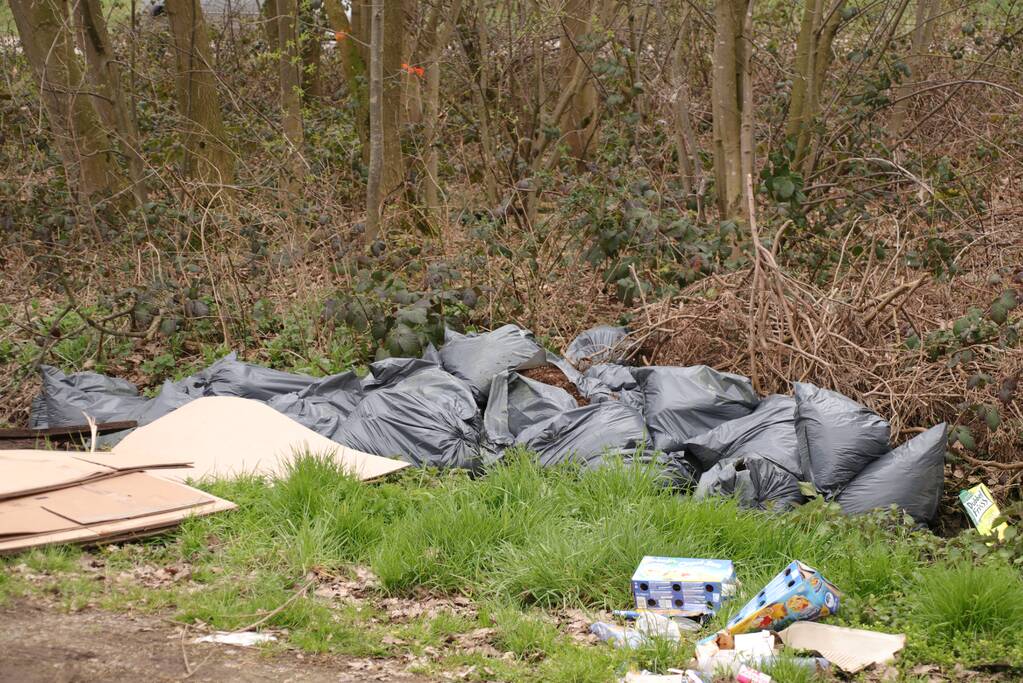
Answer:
278, 0, 305, 197
670, 10, 701, 200
422, 0, 463, 228
261, 0, 278, 47
9, 0, 132, 209
887, 0, 940, 138
381, 0, 405, 197
785, 0, 844, 170
367, 0, 385, 241
323, 0, 369, 160
300, 2, 322, 99
73, 0, 147, 202
558, 0, 599, 165
711, 0, 747, 220
165, 0, 235, 188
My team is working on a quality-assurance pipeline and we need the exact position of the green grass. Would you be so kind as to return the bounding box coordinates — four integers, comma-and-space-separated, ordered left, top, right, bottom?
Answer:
2, 453, 1021, 681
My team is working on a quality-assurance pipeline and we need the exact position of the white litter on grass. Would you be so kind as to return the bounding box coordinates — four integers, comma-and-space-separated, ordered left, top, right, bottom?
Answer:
194, 631, 278, 647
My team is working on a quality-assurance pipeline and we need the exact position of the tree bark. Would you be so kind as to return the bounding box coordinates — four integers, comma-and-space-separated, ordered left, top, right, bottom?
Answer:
669, 9, 701, 200
711, 0, 747, 220
382, 0, 405, 197
367, 0, 385, 241
9, 0, 132, 209
278, 0, 305, 197
422, 0, 463, 228
785, 0, 843, 169
73, 0, 147, 202
558, 0, 599, 165
887, 0, 941, 138
323, 0, 369, 160
165, 0, 235, 188
300, 1, 322, 99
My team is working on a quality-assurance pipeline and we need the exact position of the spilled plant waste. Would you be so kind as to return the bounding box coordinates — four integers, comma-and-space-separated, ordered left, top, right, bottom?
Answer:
29, 324, 948, 521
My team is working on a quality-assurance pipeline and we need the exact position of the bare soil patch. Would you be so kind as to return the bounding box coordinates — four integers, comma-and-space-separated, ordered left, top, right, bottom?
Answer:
0, 598, 432, 683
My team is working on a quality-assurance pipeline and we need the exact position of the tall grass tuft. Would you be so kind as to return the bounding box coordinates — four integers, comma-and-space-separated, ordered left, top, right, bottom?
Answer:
910, 562, 1023, 644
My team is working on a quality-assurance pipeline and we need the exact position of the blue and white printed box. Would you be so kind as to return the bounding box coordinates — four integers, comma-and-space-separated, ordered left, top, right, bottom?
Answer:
631, 556, 737, 615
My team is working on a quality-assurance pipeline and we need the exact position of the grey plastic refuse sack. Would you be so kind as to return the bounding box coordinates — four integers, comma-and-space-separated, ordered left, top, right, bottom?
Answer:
564, 325, 630, 368
575, 363, 645, 409
836, 423, 948, 523
438, 325, 547, 402
695, 456, 804, 510
683, 394, 802, 477
334, 359, 483, 470
483, 370, 578, 448
633, 366, 759, 453
201, 352, 317, 400
794, 382, 891, 495
513, 401, 648, 469
30, 365, 149, 429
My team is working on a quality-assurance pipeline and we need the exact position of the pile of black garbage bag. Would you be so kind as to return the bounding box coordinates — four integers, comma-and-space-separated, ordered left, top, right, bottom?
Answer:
29, 324, 948, 524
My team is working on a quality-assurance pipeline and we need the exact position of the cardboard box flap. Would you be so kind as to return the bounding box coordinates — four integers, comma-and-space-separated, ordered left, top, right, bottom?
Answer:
74, 451, 193, 472
0, 450, 115, 500
0, 481, 236, 554
0, 498, 81, 537
112, 396, 409, 482
777, 621, 905, 673
39, 472, 214, 525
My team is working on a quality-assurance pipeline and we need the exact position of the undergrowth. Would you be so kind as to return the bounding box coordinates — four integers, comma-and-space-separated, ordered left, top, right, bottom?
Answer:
3, 453, 1021, 681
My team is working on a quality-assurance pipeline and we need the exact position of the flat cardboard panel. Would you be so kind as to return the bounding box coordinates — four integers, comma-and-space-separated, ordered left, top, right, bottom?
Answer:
0, 450, 114, 500
0, 499, 79, 537
40, 472, 213, 525
0, 483, 236, 554
778, 621, 905, 673
112, 396, 409, 482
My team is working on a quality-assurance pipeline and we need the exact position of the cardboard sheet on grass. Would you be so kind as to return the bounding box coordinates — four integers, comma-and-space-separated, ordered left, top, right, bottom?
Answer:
111, 396, 409, 482
0, 449, 235, 554
778, 621, 905, 673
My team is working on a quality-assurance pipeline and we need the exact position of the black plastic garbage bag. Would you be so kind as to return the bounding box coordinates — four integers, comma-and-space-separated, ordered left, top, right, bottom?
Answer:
564, 325, 630, 368
94, 378, 203, 448
793, 382, 891, 496
334, 360, 483, 470
695, 456, 804, 510
575, 363, 645, 409
439, 325, 547, 402
633, 366, 759, 453
683, 394, 801, 477
513, 401, 648, 469
30, 365, 149, 429
484, 370, 577, 448
201, 352, 317, 400
836, 423, 948, 523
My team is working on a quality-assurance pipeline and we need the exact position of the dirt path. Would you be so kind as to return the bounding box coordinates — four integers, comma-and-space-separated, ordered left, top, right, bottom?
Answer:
0, 599, 431, 683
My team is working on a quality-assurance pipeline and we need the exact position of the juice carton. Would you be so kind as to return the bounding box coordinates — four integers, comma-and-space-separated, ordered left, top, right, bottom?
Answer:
726, 560, 840, 635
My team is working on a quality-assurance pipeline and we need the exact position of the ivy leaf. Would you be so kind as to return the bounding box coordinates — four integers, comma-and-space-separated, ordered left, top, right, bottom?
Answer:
983, 405, 1002, 430
774, 178, 795, 201
954, 426, 976, 451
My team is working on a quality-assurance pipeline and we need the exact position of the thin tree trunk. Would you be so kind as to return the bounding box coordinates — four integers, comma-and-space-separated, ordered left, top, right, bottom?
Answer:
301, 3, 322, 99
367, 0, 385, 241
382, 0, 405, 196
165, 0, 235, 188
261, 0, 278, 46
739, 0, 756, 226
323, 0, 369, 160
711, 0, 746, 220
73, 0, 147, 202
278, 0, 304, 197
558, 0, 599, 165
670, 11, 701, 199
423, 0, 463, 228
887, 0, 940, 138
9, 0, 131, 208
